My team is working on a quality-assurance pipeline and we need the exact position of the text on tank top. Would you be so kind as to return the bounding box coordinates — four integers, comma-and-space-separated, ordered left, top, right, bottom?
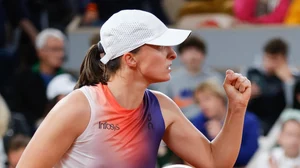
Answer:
56, 84, 165, 168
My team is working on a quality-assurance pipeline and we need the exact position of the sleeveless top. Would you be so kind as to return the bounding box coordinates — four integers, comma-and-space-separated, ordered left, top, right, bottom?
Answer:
54, 84, 165, 168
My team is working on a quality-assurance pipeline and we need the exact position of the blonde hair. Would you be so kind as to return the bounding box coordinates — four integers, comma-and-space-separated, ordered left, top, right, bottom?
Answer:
0, 95, 10, 137
194, 79, 227, 104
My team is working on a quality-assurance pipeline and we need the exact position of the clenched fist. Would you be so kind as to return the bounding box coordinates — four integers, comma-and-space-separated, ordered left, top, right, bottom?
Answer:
223, 70, 251, 108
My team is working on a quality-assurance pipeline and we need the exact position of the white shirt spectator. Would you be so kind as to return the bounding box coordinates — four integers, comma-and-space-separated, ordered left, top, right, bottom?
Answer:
256, 147, 300, 168
46, 74, 77, 100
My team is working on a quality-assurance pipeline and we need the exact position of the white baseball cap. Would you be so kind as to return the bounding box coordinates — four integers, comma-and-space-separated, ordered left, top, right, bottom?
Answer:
46, 74, 77, 100
99, 9, 191, 64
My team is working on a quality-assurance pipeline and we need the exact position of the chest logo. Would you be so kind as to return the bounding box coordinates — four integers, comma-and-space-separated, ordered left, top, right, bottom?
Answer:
99, 121, 120, 131
148, 114, 154, 130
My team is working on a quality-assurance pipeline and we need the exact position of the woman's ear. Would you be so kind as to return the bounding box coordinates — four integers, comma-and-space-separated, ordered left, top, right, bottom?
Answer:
123, 52, 137, 68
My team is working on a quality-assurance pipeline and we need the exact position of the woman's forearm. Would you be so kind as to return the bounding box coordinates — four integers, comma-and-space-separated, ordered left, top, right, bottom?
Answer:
211, 105, 246, 167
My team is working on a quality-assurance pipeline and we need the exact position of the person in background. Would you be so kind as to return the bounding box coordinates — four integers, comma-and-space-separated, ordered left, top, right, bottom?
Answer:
5, 28, 67, 133
7, 134, 30, 168
1, 94, 31, 164
246, 38, 300, 135
155, 36, 223, 120
46, 74, 77, 103
16, 0, 74, 70
255, 119, 300, 167
191, 80, 260, 167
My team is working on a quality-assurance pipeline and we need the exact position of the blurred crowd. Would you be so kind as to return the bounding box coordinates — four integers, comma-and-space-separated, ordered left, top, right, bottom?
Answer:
0, 0, 300, 168
153, 36, 300, 168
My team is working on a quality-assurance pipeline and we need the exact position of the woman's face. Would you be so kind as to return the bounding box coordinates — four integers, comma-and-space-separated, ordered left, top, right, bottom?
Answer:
133, 45, 177, 83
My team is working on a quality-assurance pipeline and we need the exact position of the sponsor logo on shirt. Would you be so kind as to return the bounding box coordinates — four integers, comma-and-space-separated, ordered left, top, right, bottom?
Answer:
99, 121, 120, 131
148, 114, 154, 130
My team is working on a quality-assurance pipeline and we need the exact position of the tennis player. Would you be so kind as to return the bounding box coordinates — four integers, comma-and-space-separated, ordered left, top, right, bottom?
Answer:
17, 10, 251, 168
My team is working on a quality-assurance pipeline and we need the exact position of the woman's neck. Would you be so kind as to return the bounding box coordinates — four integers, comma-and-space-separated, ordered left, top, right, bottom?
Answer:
107, 72, 148, 110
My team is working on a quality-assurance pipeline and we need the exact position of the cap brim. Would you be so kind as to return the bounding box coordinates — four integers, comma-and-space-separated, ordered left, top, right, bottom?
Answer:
146, 28, 191, 46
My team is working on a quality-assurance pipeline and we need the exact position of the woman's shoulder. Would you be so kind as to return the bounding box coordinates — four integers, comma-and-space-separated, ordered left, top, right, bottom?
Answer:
148, 90, 183, 128
148, 90, 173, 105
47, 90, 91, 128
29, 89, 92, 149
148, 90, 182, 116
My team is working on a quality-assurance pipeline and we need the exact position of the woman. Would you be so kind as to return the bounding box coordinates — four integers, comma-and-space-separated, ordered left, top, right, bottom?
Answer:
17, 10, 251, 168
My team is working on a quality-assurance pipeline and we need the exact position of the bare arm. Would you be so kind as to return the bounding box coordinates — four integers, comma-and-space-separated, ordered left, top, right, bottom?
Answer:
154, 70, 251, 168
16, 90, 90, 168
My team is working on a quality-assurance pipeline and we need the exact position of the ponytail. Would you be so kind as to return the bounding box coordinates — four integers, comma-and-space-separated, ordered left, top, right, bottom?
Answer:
74, 42, 140, 89
74, 44, 107, 89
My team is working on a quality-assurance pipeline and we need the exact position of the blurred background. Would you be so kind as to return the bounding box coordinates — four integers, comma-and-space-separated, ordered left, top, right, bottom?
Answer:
1, 0, 300, 167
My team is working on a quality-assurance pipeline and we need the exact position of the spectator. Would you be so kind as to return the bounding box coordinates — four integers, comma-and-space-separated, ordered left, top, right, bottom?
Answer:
16, 0, 75, 70
5, 28, 67, 133
191, 80, 260, 167
154, 36, 223, 120
46, 74, 77, 102
0, 94, 10, 167
1, 95, 30, 166
255, 119, 300, 167
81, 0, 169, 26
246, 38, 300, 135
234, 0, 291, 24
7, 134, 30, 168
3, 112, 31, 156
